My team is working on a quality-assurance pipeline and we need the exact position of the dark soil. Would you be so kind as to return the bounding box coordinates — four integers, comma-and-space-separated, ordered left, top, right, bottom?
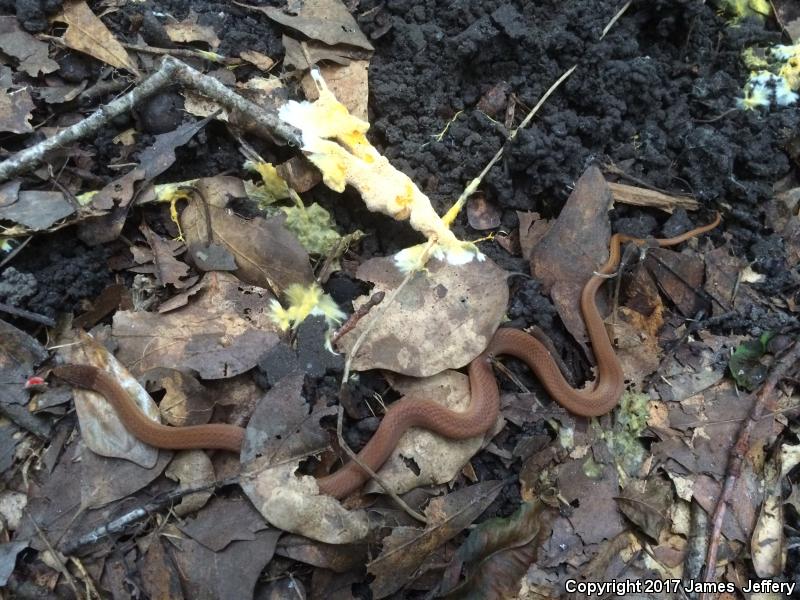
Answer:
3, 0, 800, 596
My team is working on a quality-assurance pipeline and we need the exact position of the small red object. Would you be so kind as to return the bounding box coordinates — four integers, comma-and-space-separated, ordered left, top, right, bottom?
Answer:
24, 376, 45, 389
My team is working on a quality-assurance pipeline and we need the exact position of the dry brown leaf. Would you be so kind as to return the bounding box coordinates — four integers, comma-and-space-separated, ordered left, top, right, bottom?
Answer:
517, 211, 549, 261
112, 272, 280, 379
557, 459, 626, 545
135, 223, 192, 288
78, 439, 172, 509
178, 495, 272, 551
165, 18, 220, 49
361, 370, 499, 495
0, 191, 74, 231
164, 450, 215, 517
283, 33, 372, 69
645, 247, 707, 317
58, 330, 161, 468
52, 0, 139, 74
35, 80, 87, 104
300, 58, 369, 120
180, 199, 314, 295
615, 477, 672, 542
239, 49, 275, 71
237, 0, 374, 51
139, 537, 184, 600
165, 522, 279, 598
275, 534, 368, 573
0, 16, 58, 76
0, 88, 34, 134
367, 480, 505, 598
338, 255, 507, 377
440, 501, 551, 599
530, 165, 613, 355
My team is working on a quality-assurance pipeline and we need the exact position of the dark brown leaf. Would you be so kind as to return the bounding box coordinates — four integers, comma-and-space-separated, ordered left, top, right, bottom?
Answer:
440, 501, 551, 599
276, 534, 368, 573
530, 165, 612, 353
242, 373, 335, 463
178, 495, 271, 552
180, 201, 314, 295
137, 222, 192, 288
0, 190, 74, 230
0, 87, 34, 134
368, 480, 505, 599
140, 536, 184, 600
112, 272, 280, 379
167, 524, 280, 600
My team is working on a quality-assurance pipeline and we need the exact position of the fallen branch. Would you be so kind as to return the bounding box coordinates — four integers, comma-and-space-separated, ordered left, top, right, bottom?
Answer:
0, 56, 302, 182
700, 341, 800, 597
61, 476, 239, 555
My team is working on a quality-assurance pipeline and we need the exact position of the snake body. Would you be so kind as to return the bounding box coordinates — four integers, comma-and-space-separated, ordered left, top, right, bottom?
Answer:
52, 214, 720, 499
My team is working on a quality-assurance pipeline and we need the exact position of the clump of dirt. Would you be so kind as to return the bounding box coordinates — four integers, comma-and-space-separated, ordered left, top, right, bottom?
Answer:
0, 237, 111, 318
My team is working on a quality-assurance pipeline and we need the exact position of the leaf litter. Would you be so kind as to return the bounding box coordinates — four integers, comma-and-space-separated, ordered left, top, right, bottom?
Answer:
0, 0, 798, 598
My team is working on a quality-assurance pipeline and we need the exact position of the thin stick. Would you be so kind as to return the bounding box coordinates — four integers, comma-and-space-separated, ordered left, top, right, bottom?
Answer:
0, 235, 32, 268
442, 65, 577, 225
700, 341, 800, 596
331, 291, 385, 347
25, 512, 82, 599
0, 301, 56, 327
334, 404, 427, 524
600, 0, 633, 40
61, 476, 239, 555
0, 56, 301, 182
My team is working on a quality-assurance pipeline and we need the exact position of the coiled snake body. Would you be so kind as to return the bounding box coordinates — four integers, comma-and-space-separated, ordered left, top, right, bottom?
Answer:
53, 214, 721, 499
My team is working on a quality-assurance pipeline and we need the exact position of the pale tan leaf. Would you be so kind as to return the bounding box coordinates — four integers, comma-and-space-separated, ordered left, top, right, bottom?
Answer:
337, 255, 508, 377
53, 0, 139, 74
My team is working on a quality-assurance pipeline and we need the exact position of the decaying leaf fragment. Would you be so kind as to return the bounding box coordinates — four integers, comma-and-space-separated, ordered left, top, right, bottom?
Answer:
238, 0, 374, 51
180, 199, 314, 294
0, 16, 58, 77
0, 87, 34, 134
367, 481, 505, 598
241, 459, 369, 545
439, 501, 551, 599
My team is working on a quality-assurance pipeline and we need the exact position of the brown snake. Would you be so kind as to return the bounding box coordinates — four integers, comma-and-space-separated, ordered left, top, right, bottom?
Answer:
52, 213, 721, 499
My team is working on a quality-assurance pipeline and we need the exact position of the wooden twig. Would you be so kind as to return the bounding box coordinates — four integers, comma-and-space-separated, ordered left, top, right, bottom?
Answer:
331, 291, 385, 347
700, 341, 800, 596
61, 476, 239, 555
0, 301, 56, 327
0, 56, 301, 182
